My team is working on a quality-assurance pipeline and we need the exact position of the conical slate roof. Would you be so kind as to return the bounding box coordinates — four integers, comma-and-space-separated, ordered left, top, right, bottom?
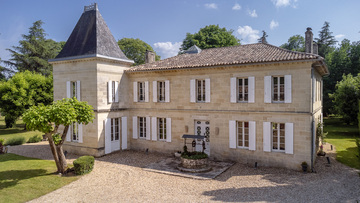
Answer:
53, 4, 132, 63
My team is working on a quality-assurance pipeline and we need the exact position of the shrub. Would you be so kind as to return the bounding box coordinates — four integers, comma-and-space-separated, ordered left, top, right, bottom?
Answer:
356, 138, 360, 161
0, 138, 4, 153
73, 156, 95, 175
5, 137, 26, 146
181, 151, 208, 160
27, 135, 42, 143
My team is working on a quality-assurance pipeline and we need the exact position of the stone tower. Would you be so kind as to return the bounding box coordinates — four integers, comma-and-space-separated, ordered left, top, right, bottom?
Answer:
49, 3, 134, 156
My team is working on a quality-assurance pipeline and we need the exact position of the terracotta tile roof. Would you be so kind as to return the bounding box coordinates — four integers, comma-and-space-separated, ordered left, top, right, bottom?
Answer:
127, 43, 322, 72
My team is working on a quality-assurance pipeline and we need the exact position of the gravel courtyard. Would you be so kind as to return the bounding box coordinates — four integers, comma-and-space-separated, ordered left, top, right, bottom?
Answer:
8, 142, 360, 203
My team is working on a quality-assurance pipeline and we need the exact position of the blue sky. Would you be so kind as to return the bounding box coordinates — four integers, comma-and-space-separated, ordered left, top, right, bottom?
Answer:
0, 0, 359, 61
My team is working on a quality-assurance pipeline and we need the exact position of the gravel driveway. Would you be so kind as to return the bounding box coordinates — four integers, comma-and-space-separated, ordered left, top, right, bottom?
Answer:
8, 142, 360, 203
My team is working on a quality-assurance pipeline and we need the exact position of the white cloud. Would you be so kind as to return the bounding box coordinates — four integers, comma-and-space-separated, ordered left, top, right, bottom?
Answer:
270, 20, 279, 30
236, 26, 260, 44
153, 42, 182, 59
248, 9, 258, 18
204, 3, 218, 9
335, 34, 345, 39
232, 3, 241, 10
271, 0, 298, 8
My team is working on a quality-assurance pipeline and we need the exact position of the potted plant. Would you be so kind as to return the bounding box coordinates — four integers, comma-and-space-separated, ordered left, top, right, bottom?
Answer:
301, 161, 308, 173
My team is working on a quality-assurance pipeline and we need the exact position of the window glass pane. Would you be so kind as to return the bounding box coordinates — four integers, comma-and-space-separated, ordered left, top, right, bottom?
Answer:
272, 123, 278, 150
111, 119, 114, 141
237, 121, 243, 147
202, 80, 206, 101
115, 118, 119, 140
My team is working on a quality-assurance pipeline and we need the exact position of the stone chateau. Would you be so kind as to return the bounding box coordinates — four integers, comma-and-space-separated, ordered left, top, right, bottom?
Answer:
49, 4, 329, 170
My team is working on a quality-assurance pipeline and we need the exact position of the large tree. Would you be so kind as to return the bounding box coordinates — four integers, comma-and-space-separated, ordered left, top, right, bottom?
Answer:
23, 98, 95, 173
315, 21, 337, 57
180, 25, 240, 52
2, 20, 63, 76
0, 71, 53, 128
280, 35, 305, 52
118, 38, 160, 66
329, 74, 360, 124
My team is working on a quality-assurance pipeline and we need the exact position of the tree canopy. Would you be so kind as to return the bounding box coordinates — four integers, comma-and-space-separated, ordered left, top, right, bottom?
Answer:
330, 74, 360, 124
280, 35, 305, 52
0, 71, 53, 128
23, 98, 95, 173
2, 20, 63, 76
315, 21, 337, 57
180, 25, 240, 52
118, 38, 160, 66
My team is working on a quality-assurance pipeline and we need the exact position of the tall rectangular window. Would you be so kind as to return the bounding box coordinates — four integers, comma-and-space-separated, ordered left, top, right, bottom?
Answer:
71, 81, 77, 98
111, 118, 120, 141
238, 78, 248, 102
237, 121, 249, 148
197, 79, 206, 102
272, 123, 285, 151
72, 122, 79, 142
273, 76, 284, 102
158, 117, 167, 141
158, 81, 165, 102
138, 117, 146, 138
138, 82, 145, 102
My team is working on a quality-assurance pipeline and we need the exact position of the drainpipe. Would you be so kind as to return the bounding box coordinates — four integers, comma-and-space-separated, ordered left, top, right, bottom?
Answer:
311, 68, 315, 172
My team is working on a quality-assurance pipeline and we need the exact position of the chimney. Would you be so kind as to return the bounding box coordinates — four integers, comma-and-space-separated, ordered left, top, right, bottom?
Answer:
305, 27, 313, 54
313, 42, 318, 55
145, 50, 155, 63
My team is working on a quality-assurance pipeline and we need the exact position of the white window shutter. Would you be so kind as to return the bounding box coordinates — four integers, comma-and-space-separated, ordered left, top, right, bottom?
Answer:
205, 78, 211, 103
165, 80, 170, 102
108, 81, 113, 103
66, 125, 71, 141
146, 117, 151, 140
285, 75, 292, 103
263, 122, 271, 152
145, 81, 149, 102
104, 119, 111, 154
248, 77, 255, 103
121, 117, 127, 149
249, 121, 256, 151
133, 82, 138, 102
264, 76, 272, 103
76, 81, 81, 101
66, 81, 71, 98
151, 117, 157, 141
78, 123, 83, 143
190, 79, 195, 102
230, 77, 237, 103
285, 122, 294, 154
153, 81, 157, 102
166, 118, 172, 142
132, 116, 138, 139
115, 81, 119, 102
229, 120, 236, 149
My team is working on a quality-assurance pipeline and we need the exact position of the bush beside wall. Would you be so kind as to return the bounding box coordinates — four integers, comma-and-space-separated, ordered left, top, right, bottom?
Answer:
73, 156, 95, 175
27, 135, 42, 143
5, 137, 26, 146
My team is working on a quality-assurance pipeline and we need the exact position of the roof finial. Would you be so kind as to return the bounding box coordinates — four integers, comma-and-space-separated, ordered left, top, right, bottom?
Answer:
84, 3, 98, 13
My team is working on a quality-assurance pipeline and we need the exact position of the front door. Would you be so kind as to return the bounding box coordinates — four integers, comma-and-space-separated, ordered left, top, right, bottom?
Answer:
195, 120, 210, 156
105, 118, 120, 154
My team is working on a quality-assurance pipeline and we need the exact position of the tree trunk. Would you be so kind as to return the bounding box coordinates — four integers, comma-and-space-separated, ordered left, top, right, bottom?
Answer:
56, 145, 67, 173
47, 133, 62, 173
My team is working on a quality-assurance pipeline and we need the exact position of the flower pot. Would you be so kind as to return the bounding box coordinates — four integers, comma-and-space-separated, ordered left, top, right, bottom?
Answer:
301, 164, 308, 173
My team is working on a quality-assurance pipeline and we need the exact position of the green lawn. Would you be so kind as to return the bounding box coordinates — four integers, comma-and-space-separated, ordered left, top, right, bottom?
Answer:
0, 116, 41, 143
0, 153, 79, 203
324, 117, 360, 170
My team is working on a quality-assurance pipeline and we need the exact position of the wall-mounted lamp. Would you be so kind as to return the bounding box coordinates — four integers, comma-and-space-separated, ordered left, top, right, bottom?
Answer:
215, 127, 219, 135
185, 125, 188, 133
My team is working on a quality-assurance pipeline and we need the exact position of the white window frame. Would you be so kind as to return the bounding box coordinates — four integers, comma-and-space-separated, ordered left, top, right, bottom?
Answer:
138, 82, 145, 102
272, 76, 285, 103
158, 117, 167, 141
196, 79, 206, 102
71, 122, 79, 142
111, 118, 120, 141
237, 78, 249, 102
158, 81, 166, 102
272, 122, 285, 152
237, 121, 249, 148
138, 117, 147, 139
